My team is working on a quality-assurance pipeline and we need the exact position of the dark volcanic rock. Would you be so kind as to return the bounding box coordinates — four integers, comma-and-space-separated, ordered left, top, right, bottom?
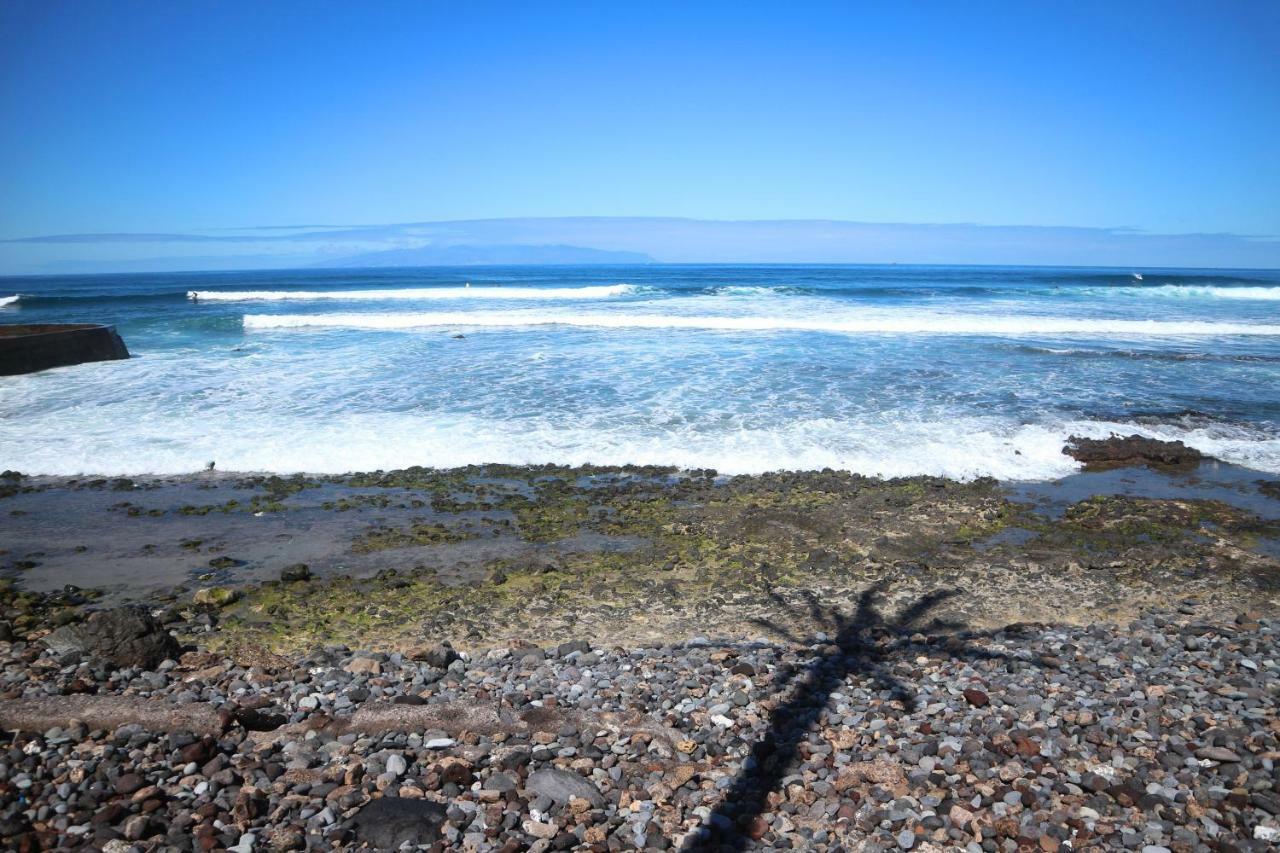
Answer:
1063, 433, 1206, 470
113, 773, 144, 795
279, 563, 311, 582
352, 797, 447, 848
409, 642, 459, 669
526, 767, 606, 807
556, 639, 591, 657
41, 605, 180, 669
232, 706, 288, 732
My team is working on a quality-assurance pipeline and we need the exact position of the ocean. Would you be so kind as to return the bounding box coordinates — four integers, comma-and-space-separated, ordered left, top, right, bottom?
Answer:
1, 264, 1279, 479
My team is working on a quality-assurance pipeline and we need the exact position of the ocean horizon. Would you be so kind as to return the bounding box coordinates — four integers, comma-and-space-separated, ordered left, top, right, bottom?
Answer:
2, 262, 1278, 480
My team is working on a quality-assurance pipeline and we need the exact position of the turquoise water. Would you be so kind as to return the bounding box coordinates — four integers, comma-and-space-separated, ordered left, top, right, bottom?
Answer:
1, 264, 1278, 478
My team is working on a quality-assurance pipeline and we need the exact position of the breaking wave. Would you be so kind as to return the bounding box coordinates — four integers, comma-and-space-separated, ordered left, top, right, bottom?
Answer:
1088, 285, 1280, 301
9, 264, 1280, 480
2, 406, 1276, 479
709, 285, 800, 297
0, 295, 19, 308
243, 311, 1280, 337
188, 284, 637, 302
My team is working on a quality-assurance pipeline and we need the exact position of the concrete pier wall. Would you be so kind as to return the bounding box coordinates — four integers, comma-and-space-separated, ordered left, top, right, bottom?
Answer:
0, 324, 130, 376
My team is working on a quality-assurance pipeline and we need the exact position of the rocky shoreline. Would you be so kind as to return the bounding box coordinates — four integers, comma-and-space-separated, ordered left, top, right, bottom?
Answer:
1, 455, 1278, 850
0, 602, 1277, 851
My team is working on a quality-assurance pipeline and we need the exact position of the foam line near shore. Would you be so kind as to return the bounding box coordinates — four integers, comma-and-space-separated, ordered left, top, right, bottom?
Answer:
243, 310, 1280, 337
1085, 285, 1280, 300
189, 284, 636, 302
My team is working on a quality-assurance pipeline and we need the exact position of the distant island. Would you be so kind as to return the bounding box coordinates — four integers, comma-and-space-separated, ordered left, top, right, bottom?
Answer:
312, 242, 654, 268
3, 217, 1278, 275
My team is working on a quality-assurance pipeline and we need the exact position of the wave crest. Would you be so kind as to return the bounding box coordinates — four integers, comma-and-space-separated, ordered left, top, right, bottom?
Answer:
188, 284, 636, 302
1, 410, 1276, 479
243, 310, 1280, 337
1090, 284, 1280, 301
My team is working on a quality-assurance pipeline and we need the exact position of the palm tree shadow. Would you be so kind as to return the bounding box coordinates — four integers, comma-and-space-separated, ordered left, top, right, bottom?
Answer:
681, 581, 1018, 851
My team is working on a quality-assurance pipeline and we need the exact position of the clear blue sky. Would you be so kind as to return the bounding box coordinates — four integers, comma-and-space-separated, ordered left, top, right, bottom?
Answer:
1, 1, 1278, 267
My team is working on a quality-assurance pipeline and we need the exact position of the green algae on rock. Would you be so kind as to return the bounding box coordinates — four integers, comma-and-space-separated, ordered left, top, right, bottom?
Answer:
350, 521, 478, 553
193, 586, 239, 608
192, 466, 1279, 656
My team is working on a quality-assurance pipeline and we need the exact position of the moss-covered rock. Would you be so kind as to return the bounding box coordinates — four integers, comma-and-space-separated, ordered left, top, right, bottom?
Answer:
193, 586, 239, 608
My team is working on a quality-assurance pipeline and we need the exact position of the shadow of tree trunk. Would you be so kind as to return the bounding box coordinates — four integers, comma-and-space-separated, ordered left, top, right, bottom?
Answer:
681, 581, 1018, 851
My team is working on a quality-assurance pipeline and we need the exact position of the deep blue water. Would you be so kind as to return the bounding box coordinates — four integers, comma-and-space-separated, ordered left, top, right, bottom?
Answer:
2, 264, 1278, 478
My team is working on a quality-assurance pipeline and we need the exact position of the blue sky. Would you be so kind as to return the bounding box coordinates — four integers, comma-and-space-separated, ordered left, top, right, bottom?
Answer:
1, 1, 1278, 272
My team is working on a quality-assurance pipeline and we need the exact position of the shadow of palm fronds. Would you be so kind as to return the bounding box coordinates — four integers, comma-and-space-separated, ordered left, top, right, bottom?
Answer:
683, 581, 1022, 851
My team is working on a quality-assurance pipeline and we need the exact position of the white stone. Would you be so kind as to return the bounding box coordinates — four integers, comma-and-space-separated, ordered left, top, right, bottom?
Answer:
228, 834, 257, 853
523, 819, 558, 840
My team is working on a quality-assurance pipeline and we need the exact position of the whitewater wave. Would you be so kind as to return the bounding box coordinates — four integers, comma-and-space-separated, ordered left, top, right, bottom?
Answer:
188, 284, 636, 302
243, 311, 1280, 337
1, 407, 1275, 479
0, 295, 19, 308
710, 285, 795, 296
2, 335, 1277, 478
1089, 285, 1280, 301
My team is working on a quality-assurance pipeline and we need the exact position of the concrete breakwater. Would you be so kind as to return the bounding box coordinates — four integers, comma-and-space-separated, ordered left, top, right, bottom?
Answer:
0, 324, 130, 375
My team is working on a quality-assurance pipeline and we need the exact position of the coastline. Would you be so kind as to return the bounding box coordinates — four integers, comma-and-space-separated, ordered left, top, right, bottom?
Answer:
4, 458, 1278, 650
2, 459, 1279, 849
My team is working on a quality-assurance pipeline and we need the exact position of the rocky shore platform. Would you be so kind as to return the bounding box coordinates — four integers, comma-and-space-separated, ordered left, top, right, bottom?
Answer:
1, 458, 1278, 850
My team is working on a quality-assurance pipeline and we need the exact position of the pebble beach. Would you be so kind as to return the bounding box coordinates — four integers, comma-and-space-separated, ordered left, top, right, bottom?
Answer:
1, 448, 1278, 851
0, 602, 1276, 851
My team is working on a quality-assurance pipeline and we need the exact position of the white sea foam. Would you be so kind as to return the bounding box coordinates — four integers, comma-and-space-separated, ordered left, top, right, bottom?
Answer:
243, 310, 1280, 337
1091, 285, 1280, 301
712, 285, 788, 296
188, 284, 636, 302
1, 402, 1276, 479
0, 295, 18, 308
2, 347, 1278, 479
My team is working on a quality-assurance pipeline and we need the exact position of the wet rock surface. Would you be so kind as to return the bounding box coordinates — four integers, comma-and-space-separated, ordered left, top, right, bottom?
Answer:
109, 466, 1272, 656
3, 463, 1277, 627
1064, 434, 1206, 471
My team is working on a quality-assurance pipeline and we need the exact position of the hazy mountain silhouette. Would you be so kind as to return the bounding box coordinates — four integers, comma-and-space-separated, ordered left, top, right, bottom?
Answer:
311, 242, 653, 268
